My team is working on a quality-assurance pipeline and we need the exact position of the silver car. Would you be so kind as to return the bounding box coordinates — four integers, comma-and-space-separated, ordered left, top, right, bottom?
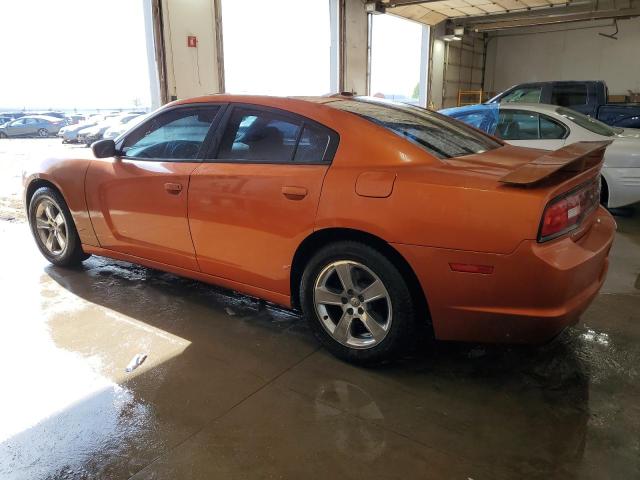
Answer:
0, 115, 65, 138
58, 115, 106, 143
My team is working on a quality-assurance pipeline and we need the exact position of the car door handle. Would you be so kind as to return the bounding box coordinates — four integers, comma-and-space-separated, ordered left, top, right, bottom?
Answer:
281, 186, 308, 200
164, 182, 183, 194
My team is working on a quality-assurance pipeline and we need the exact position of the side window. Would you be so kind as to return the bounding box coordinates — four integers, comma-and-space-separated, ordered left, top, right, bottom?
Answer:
500, 86, 542, 104
496, 111, 540, 140
551, 84, 588, 107
218, 108, 302, 162
293, 124, 331, 163
539, 116, 567, 139
122, 106, 220, 160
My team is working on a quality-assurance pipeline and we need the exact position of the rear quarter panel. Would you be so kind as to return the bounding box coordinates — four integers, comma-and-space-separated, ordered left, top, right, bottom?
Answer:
317, 139, 550, 255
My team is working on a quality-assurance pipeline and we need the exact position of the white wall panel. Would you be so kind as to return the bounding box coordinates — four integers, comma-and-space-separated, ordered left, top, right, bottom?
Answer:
484, 17, 640, 95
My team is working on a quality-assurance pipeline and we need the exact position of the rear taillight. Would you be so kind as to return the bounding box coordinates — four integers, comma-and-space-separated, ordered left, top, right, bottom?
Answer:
538, 178, 600, 242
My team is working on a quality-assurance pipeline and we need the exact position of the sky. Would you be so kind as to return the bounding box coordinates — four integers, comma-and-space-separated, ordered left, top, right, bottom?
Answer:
221, 1, 424, 99
0, 0, 152, 111
370, 13, 424, 99
221, 0, 333, 96
0, 1, 425, 110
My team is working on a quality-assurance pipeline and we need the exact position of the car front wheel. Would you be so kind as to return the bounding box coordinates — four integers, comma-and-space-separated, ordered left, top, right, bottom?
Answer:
28, 187, 90, 266
300, 241, 418, 365
37, 128, 49, 137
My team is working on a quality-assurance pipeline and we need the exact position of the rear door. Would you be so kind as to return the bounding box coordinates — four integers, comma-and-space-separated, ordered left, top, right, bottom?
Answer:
188, 104, 338, 295
496, 110, 568, 150
550, 82, 592, 115
85, 104, 224, 270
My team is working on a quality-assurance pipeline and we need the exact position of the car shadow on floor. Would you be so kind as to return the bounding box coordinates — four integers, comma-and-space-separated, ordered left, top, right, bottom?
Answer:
24, 258, 599, 479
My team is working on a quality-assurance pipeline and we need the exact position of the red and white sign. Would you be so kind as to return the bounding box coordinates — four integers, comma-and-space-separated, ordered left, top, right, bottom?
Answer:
187, 36, 197, 48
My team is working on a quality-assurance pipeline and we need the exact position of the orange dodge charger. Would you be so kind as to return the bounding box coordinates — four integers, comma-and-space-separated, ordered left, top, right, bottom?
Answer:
23, 95, 615, 364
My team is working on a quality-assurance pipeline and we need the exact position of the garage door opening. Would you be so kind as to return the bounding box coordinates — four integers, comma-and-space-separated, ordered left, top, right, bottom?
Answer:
220, 0, 337, 96
369, 14, 429, 106
0, 0, 159, 113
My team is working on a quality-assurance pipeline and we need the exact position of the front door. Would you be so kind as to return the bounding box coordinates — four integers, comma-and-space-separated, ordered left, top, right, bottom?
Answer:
85, 105, 223, 270
188, 104, 338, 295
6, 118, 34, 137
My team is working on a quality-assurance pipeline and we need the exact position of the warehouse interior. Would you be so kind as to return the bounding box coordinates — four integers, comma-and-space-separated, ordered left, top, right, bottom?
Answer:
1, 1, 639, 478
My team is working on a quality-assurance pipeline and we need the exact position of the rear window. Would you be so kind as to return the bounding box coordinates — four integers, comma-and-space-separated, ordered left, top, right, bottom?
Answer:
551, 84, 588, 106
556, 107, 615, 137
330, 99, 501, 159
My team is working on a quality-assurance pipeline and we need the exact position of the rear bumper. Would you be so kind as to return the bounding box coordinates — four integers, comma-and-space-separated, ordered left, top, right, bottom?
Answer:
394, 207, 616, 344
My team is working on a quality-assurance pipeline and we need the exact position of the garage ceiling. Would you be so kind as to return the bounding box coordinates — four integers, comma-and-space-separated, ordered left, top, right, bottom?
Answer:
385, 0, 572, 25
384, 0, 640, 27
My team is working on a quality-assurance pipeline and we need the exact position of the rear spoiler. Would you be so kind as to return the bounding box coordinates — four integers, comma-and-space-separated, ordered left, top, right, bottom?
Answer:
499, 140, 612, 186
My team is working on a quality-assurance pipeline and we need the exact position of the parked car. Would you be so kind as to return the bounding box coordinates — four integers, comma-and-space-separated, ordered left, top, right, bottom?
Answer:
103, 113, 149, 140
64, 114, 87, 125
77, 113, 142, 145
488, 81, 640, 129
0, 115, 65, 138
0, 112, 26, 122
32, 111, 66, 120
440, 103, 640, 208
58, 115, 106, 143
22, 95, 615, 364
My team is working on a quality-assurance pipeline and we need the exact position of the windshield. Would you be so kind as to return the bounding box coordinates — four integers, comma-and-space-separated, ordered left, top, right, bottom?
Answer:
330, 99, 501, 159
555, 107, 619, 136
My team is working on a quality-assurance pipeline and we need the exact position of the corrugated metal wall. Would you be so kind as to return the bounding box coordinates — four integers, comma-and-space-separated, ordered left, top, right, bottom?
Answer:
441, 32, 485, 108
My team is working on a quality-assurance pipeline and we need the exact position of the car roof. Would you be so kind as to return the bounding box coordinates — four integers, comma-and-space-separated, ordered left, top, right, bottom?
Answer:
21, 115, 60, 121
497, 103, 561, 114
441, 103, 562, 116
172, 93, 393, 111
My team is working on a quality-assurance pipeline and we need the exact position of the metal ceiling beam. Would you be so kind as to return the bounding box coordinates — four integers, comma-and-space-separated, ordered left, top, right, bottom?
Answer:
459, 2, 594, 25
381, 0, 442, 7
468, 6, 640, 31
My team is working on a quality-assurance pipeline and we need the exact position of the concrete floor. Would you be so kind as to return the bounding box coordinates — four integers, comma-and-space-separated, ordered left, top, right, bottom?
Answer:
1, 139, 639, 479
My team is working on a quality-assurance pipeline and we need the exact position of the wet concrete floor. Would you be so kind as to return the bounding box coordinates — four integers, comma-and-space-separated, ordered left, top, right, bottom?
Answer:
0, 140, 639, 479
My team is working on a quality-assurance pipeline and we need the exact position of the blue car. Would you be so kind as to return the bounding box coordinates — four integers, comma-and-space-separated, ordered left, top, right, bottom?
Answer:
439, 104, 501, 136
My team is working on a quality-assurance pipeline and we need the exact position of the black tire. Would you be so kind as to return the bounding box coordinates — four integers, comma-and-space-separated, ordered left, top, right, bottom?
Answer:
0, 132, 7, 139
600, 175, 608, 207
37, 128, 49, 138
300, 241, 418, 365
28, 187, 90, 267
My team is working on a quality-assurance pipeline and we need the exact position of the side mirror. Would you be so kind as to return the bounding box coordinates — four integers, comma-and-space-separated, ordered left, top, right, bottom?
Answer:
92, 139, 117, 158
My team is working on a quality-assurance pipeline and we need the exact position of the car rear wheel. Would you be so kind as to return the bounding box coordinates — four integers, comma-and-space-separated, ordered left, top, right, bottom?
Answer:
28, 187, 90, 266
0, 132, 7, 138
37, 128, 49, 137
300, 241, 418, 365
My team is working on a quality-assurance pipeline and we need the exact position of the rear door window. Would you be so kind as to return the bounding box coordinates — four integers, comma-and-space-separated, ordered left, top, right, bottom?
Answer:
539, 116, 567, 139
551, 84, 588, 107
496, 110, 568, 140
216, 106, 336, 163
496, 111, 540, 140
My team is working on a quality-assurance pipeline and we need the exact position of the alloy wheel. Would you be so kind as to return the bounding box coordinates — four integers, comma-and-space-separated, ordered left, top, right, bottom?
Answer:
313, 260, 392, 349
34, 199, 67, 256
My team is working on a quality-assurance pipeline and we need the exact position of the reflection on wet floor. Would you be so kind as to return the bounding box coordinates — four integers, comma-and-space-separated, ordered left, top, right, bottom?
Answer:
0, 215, 639, 479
